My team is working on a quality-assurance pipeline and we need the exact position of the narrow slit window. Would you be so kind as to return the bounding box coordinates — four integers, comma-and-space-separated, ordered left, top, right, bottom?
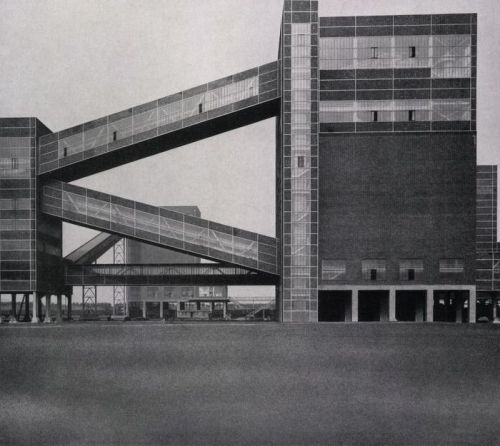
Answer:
112, 131, 117, 141
371, 111, 378, 122
198, 103, 203, 114
370, 269, 377, 281
63, 147, 67, 157
297, 156, 305, 168
409, 46, 416, 58
408, 268, 415, 281
408, 110, 415, 122
370, 47, 378, 59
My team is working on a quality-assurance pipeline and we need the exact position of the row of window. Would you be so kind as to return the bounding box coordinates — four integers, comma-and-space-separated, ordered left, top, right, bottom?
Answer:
42, 76, 262, 160
322, 259, 464, 281
320, 35, 472, 76
320, 99, 471, 123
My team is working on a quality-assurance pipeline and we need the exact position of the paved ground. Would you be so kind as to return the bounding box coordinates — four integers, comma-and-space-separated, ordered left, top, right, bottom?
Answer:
0, 322, 499, 445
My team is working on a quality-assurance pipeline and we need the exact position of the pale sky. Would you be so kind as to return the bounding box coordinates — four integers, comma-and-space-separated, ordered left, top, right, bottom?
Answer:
0, 0, 498, 299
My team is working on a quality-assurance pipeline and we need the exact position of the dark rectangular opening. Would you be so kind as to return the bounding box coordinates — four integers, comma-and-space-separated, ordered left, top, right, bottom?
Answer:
409, 46, 416, 58
318, 291, 351, 322
370, 269, 377, 281
199, 103, 203, 114
371, 47, 378, 59
113, 131, 117, 141
297, 156, 304, 168
358, 290, 389, 322
407, 268, 415, 281
63, 147, 67, 157
408, 110, 415, 122
371, 111, 378, 122
396, 290, 426, 322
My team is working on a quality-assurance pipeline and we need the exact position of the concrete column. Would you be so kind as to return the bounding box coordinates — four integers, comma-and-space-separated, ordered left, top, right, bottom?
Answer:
44, 295, 52, 323
468, 289, 476, 324
159, 302, 164, 319
389, 288, 396, 322
10, 293, 18, 323
56, 295, 63, 323
426, 289, 434, 322
32, 293, 41, 323
223, 302, 227, 319
351, 289, 359, 322
67, 295, 72, 320
142, 301, 147, 319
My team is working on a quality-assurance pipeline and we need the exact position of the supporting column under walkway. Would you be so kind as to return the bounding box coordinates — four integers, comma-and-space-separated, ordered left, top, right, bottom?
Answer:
10, 293, 17, 323
142, 301, 147, 319
67, 295, 72, 320
32, 293, 41, 323
56, 295, 63, 323
44, 295, 52, 323
159, 302, 164, 320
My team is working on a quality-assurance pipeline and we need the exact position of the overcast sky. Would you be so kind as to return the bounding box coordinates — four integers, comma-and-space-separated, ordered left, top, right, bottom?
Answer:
1, 0, 499, 298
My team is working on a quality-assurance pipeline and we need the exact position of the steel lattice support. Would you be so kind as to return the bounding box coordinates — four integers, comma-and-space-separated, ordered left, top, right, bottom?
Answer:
113, 238, 128, 316
82, 284, 97, 316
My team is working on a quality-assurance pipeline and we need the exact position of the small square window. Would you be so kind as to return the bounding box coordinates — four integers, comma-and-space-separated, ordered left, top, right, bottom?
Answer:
370, 47, 378, 59
297, 156, 304, 168
371, 111, 378, 122
408, 110, 415, 122
409, 46, 416, 58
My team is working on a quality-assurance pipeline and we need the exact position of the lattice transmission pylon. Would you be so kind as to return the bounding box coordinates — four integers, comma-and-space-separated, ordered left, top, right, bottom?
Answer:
113, 238, 128, 316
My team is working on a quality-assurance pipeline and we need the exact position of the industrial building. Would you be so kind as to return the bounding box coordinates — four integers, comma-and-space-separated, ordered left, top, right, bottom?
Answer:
0, 1, 497, 323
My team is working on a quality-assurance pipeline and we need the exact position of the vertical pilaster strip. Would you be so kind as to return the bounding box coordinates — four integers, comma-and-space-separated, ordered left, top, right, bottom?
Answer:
280, 0, 319, 322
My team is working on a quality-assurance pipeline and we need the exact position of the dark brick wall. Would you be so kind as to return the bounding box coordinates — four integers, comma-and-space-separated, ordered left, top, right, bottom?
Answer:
319, 132, 476, 285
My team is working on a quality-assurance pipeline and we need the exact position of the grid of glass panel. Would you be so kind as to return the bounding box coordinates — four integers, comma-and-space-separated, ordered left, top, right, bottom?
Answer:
361, 260, 386, 281
38, 63, 279, 174
320, 99, 470, 123
42, 181, 277, 275
439, 258, 465, 273
65, 263, 271, 286
321, 260, 346, 280
0, 127, 35, 292
320, 35, 471, 78
399, 259, 424, 281
280, 1, 319, 322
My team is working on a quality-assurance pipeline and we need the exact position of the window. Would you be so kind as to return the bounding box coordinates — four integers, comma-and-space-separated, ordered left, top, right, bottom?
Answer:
322, 260, 346, 280
399, 259, 423, 281
112, 131, 117, 141
408, 110, 415, 122
63, 147, 67, 157
409, 46, 416, 58
371, 111, 378, 122
362, 260, 386, 281
297, 156, 304, 168
370, 46, 378, 59
439, 259, 464, 274
198, 103, 203, 114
